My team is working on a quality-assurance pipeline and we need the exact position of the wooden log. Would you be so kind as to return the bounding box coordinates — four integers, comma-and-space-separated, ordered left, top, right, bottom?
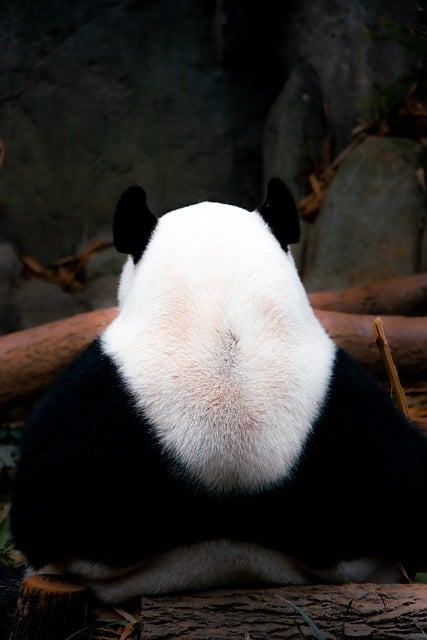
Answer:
9, 574, 90, 640
0, 307, 426, 410
9, 580, 427, 640
134, 584, 427, 640
308, 272, 427, 316
0, 307, 116, 408
316, 310, 427, 381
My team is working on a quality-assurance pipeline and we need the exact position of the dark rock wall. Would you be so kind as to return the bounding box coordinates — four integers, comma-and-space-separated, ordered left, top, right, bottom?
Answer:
278, 0, 421, 153
0, 0, 425, 331
0, 0, 287, 263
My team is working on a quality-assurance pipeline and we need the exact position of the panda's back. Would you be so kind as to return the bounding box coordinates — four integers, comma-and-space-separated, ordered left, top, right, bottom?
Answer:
101, 202, 335, 494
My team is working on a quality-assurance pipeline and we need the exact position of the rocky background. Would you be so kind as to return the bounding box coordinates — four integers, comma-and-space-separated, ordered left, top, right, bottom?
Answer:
0, 0, 426, 335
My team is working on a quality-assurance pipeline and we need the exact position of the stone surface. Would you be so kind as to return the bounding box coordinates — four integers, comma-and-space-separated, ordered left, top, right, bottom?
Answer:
302, 137, 427, 291
421, 207, 427, 274
80, 245, 125, 310
263, 60, 327, 270
0, 241, 21, 334
280, 0, 421, 153
83, 274, 120, 311
12, 280, 87, 330
0, 0, 284, 264
84, 245, 124, 282
0, 2, 425, 330
263, 61, 326, 201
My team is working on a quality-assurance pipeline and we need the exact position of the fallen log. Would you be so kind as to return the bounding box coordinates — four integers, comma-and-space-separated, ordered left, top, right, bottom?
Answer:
9, 577, 427, 640
309, 272, 427, 316
0, 307, 117, 409
316, 310, 427, 381
0, 307, 426, 409
133, 583, 427, 640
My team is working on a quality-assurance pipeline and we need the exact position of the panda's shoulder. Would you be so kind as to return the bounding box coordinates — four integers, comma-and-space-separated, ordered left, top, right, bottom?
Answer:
316, 346, 423, 446
326, 348, 404, 419
20, 338, 141, 456
30, 338, 123, 409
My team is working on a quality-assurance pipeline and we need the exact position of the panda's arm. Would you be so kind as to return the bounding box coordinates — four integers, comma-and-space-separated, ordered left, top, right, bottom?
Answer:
10, 338, 168, 568
291, 347, 427, 571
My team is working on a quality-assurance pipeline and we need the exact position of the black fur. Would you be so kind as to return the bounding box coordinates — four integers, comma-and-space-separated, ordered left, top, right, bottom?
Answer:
10, 340, 427, 575
7, 179, 427, 610
113, 185, 157, 263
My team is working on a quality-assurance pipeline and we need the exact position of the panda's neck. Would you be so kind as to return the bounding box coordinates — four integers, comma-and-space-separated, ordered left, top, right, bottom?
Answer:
102, 294, 335, 495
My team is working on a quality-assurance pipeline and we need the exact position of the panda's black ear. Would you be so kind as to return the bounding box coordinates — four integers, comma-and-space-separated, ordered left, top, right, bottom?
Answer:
258, 177, 300, 250
113, 185, 157, 263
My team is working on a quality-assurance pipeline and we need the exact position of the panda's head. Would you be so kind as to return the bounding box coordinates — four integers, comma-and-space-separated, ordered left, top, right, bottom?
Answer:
102, 179, 335, 494
113, 178, 300, 311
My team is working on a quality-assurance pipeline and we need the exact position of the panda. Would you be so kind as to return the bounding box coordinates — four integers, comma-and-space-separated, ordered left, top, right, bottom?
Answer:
10, 177, 427, 604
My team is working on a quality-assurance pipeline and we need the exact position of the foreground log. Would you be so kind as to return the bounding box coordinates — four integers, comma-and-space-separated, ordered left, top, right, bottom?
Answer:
0, 307, 426, 409
133, 584, 427, 640
309, 272, 427, 316
9, 578, 427, 640
9, 574, 90, 640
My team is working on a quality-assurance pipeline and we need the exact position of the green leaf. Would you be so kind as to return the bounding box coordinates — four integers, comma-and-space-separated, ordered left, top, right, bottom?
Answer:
415, 573, 427, 584
282, 598, 325, 640
0, 515, 12, 551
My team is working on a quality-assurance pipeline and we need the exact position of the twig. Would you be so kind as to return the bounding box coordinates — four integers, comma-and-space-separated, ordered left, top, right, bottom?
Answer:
373, 316, 410, 417
19, 238, 112, 292
112, 608, 137, 625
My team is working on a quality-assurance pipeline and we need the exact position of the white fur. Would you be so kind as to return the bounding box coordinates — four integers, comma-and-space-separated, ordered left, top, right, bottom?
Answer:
29, 545, 401, 604
102, 202, 336, 494
22, 200, 402, 603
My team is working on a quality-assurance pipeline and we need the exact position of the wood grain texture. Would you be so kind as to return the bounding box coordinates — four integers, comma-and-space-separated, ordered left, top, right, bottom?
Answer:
133, 584, 427, 640
0, 307, 117, 408
9, 574, 89, 640
6, 575, 427, 639
308, 272, 427, 316
316, 310, 427, 380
